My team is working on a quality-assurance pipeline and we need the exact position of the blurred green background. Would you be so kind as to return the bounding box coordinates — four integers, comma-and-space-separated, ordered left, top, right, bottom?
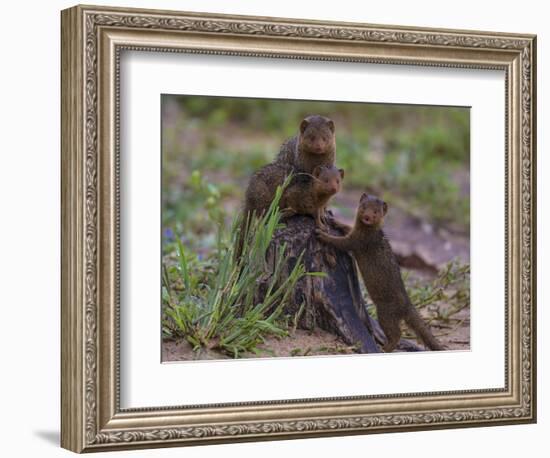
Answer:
161, 95, 470, 256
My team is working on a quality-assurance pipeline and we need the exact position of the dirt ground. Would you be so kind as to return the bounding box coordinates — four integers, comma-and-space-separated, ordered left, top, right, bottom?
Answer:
163, 308, 470, 361
163, 277, 470, 362
163, 329, 357, 361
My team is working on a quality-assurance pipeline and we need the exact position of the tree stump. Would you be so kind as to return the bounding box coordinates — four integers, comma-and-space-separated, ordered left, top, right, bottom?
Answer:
262, 213, 423, 354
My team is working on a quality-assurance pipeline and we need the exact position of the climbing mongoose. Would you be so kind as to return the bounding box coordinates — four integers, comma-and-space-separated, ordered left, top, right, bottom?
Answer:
315, 194, 445, 352
279, 165, 344, 229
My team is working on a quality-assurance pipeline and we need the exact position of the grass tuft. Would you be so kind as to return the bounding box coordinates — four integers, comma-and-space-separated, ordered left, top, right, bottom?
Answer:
162, 177, 314, 358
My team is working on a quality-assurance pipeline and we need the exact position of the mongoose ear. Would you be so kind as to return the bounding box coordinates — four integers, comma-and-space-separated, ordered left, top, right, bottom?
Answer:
360, 192, 368, 202
338, 168, 345, 179
300, 118, 309, 134
382, 201, 388, 215
312, 165, 323, 177
327, 119, 335, 133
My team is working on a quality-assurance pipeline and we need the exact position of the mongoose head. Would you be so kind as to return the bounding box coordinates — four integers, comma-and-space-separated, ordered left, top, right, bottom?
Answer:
312, 165, 344, 196
298, 115, 336, 155
357, 193, 388, 228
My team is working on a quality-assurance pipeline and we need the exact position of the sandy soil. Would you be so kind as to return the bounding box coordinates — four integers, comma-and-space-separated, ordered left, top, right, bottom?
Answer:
162, 328, 357, 362
162, 301, 470, 362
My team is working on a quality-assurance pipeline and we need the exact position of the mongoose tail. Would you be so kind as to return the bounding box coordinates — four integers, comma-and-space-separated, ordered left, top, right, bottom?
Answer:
404, 306, 446, 351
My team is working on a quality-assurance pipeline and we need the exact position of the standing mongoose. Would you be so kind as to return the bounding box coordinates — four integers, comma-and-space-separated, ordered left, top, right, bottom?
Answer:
315, 194, 445, 352
279, 165, 344, 229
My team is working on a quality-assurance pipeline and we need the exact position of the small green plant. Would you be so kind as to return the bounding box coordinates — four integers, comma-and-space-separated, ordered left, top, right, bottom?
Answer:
405, 261, 469, 321
365, 260, 470, 333
404, 260, 470, 339
162, 169, 223, 252
162, 179, 318, 358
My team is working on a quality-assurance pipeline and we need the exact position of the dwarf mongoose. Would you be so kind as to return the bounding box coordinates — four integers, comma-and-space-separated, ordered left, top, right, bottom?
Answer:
280, 165, 344, 229
276, 114, 336, 173
236, 115, 338, 259
316, 194, 445, 352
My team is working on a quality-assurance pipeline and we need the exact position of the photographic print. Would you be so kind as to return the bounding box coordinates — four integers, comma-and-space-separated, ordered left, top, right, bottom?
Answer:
161, 95, 471, 361
62, 5, 536, 451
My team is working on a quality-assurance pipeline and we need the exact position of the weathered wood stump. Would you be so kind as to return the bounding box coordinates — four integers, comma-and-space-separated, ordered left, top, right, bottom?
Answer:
262, 213, 423, 353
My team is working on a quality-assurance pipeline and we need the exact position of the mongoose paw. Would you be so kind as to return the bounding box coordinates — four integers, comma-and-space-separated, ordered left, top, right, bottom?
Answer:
315, 228, 331, 243
316, 222, 329, 232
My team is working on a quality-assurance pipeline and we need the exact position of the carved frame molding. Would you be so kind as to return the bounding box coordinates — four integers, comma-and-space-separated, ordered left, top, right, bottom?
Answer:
61, 4, 536, 452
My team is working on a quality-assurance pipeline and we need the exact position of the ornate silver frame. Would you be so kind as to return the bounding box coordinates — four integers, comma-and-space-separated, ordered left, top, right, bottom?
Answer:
61, 4, 537, 453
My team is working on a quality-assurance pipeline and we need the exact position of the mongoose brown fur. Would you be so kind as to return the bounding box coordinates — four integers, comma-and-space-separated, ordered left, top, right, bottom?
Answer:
279, 165, 344, 228
276, 114, 336, 173
243, 162, 293, 221
244, 114, 337, 218
315, 194, 445, 352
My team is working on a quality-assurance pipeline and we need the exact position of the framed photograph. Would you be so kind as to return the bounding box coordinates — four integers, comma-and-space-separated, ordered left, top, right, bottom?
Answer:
61, 4, 537, 453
